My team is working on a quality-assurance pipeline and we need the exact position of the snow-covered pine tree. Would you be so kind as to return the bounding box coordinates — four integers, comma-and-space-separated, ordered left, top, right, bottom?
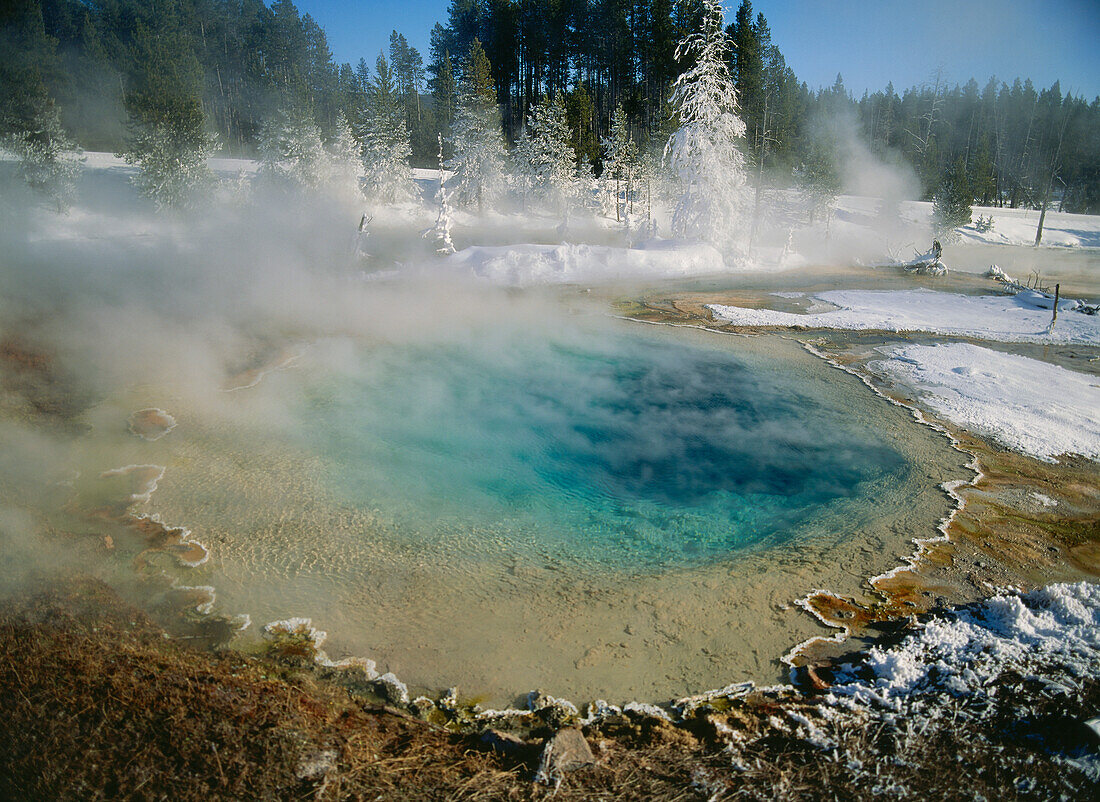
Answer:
664, 0, 748, 250
120, 117, 216, 210
257, 108, 330, 192
5, 98, 80, 211
117, 14, 215, 211
795, 138, 840, 228
635, 147, 664, 238
576, 154, 598, 212
516, 95, 576, 217
599, 103, 638, 222
358, 53, 415, 204
428, 133, 456, 254
447, 39, 507, 214
932, 156, 972, 240
326, 112, 365, 203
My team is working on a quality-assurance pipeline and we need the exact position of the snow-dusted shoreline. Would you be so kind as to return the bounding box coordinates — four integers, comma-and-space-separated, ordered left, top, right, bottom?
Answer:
709, 288, 1100, 345
872, 342, 1100, 463
707, 288, 1100, 465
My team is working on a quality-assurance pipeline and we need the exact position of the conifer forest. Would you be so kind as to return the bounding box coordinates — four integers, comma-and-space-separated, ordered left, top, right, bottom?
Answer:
2, 0, 1099, 212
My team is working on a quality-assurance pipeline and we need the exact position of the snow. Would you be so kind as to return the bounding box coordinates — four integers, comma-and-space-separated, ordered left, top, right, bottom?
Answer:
1030, 492, 1058, 507
870, 342, 1100, 462
444, 239, 728, 286
830, 582, 1100, 711
665, 0, 748, 251
957, 203, 1100, 249
708, 288, 1100, 345
830, 195, 1100, 251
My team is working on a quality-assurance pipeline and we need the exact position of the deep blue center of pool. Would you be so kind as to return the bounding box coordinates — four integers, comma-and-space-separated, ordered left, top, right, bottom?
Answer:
302, 327, 907, 567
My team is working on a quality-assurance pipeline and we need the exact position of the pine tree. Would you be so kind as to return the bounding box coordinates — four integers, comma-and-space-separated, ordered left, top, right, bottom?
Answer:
516, 95, 577, 216
118, 10, 214, 210
120, 118, 215, 210
5, 97, 81, 212
358, 53, 415, 204
665, 0, 749, 250
389, 30, 429, 161
932, 156, 973, 239
428, 134, 456, 254
257, 108, 331, 192
796, 136, 841, 227
728, 1, 764, 158
432, 50, 458, 144
326, 112, 365, 203
447, 40, 507, 214
566, 84, 599, 166
600, 103, 638, 222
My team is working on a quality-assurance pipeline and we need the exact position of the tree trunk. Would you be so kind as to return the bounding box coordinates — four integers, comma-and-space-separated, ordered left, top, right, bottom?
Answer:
1034, 185, 1049, 246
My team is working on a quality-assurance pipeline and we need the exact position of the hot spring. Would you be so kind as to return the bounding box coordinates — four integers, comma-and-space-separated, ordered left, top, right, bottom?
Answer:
100, 309, 966, 705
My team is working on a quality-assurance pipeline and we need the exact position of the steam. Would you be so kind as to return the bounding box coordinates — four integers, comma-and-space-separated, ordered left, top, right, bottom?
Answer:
0, 160, 520, 595
0, 131, 935, 601
773, 107, 925, 266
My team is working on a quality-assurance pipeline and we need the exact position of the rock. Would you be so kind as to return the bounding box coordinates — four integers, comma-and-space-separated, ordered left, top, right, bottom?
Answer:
371, 672, 409, 706
1081, 716, 1100, 746
295, 748, 337, 793
623, 701, 671, 722
410, 696, 437, 718
527, 690, 579, 727
478, 728, 531, 756
439, 686, 459, 712
535, 727, 595, 784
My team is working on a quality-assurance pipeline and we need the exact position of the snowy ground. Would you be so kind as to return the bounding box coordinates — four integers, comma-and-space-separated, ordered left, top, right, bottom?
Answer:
871, 343, 1100, 463
709, 288, 1100, 345
442, 240, 726, 285
833, 195, 1100, 251
825, 581, 1100, 780
710, 289, 1100, 463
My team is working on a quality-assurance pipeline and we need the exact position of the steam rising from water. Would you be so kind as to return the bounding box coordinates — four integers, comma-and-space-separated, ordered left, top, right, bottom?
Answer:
302, 324, 907, 567
0, 157, 970, 702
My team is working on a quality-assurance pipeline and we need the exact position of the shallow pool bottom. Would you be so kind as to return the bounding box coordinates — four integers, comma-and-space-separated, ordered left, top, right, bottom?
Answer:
141, 319, 968, 705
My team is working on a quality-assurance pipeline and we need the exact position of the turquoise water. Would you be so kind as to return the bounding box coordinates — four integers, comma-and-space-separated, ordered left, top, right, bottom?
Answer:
298, 324, 908, 570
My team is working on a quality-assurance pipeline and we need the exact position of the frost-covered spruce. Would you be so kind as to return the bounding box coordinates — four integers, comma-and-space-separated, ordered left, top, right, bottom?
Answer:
795, 137, 840, 232
358, 53, 415, 204
932, 156, 973, 240
447, 39, 507, 214
599, 103, 638, 222
257, 109, 330, 193
576, 154, 599, 213
120, 114, 216, 210
4, 99, 81, 212
429, 134, 456, 254
325, 113, 365, 203
664, 0, 748, 250
515, 95, 576, 217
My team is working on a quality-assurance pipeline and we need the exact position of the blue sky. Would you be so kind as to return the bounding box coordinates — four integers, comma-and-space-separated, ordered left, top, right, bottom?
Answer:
298, 0, 1100, 98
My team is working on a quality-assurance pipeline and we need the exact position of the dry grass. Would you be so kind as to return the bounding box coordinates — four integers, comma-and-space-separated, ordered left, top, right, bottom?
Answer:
1, 578, 1096, 801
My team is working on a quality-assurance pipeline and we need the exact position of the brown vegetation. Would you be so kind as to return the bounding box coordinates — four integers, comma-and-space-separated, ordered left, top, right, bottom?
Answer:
1, 578, 1095, 801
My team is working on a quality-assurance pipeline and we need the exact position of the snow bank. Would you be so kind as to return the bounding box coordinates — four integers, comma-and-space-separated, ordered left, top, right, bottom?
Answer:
708, 288, 1100, 345
831, 195, 1100, 250
444, 240, 727, 286
957, 203, 1100, 249
871, 343, 1100, 462
830, 582, 1100, 711
76, 151, 260, 176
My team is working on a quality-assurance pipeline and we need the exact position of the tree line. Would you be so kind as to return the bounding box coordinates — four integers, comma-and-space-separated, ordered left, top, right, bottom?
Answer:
3, 0, 1098, 213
